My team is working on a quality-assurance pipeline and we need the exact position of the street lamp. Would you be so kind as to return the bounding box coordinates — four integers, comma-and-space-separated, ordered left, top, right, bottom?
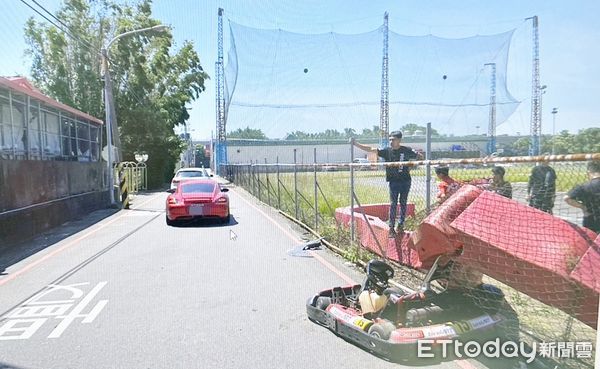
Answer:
551, 107, 558, 155
134, 152, 149, 163
101, 24, 168, 205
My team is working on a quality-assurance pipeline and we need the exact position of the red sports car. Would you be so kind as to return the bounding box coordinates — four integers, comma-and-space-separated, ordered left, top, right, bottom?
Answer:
165, 179, 230, 225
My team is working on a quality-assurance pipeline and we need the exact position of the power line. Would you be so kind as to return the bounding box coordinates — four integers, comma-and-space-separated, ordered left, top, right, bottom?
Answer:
20, 0, 151, 109
19, 0, 96, 53
29, 0, 95, 50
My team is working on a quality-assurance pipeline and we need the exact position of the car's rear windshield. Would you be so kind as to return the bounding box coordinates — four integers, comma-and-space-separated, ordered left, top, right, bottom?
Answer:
177, 171, 205, 178
181, 183, 214, 193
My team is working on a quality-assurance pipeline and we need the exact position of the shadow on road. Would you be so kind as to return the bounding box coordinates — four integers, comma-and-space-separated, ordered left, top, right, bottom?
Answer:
0, 208, 118, 274
1, 361, 29, 369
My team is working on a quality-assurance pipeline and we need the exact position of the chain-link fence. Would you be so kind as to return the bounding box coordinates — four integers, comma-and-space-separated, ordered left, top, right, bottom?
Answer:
224, 150, 600, 369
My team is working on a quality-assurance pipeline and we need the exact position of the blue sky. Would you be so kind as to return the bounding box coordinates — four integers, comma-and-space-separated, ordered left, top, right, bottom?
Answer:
1, 0, 599, 140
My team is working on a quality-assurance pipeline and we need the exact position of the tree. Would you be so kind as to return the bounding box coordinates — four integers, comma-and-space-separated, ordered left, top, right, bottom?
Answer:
400, 123, 440, 137
227, 127, 267, 139
507, 128, 598, 155
573, 128, 600, 153
24, 0, 208, 188
343, 127, 356, 138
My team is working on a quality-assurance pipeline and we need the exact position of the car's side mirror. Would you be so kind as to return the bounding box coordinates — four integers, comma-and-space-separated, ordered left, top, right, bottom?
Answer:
221, 188, 229, 192
166, 188, 175, 193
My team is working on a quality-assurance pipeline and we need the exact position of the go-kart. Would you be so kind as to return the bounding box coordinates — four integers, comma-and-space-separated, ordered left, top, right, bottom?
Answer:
306, 258, 519, 362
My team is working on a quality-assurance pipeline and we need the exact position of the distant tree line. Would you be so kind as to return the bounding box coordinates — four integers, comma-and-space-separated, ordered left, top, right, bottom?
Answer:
501, 128, 600, 156
227, 124, 440, 140
227, 124, 599, 156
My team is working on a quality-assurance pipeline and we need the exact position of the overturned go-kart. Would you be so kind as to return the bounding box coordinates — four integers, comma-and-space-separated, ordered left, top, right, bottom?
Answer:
306, 258, 519, 363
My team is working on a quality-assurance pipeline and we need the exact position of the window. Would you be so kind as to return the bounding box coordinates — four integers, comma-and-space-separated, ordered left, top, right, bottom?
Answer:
11, 98, 25, 157
0, 95, 11, 155
61, 117, 74, 158
181, 183, 215, 193
77, 120, 91, 161
29, 100, 41, 158
90, 125, 99, 161
0, 88, 102, 161
44, 110, 61, 157
177, 171, 206, 178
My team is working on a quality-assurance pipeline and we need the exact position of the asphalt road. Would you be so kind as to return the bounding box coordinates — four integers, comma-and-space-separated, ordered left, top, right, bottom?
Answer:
0, 183, 519, 369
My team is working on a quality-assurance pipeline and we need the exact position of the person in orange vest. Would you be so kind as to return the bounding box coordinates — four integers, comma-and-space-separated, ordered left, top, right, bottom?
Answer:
435, 166, 461, 204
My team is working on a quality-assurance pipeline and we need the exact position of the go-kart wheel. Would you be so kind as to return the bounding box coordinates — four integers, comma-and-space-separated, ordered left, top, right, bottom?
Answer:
368, 321, 396, 340
222, 214, 230, 224
315, 296, 332, 310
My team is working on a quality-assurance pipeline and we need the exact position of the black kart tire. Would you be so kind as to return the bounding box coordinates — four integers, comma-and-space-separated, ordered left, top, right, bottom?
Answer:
368, 321, 396, 340
315, 296, 332, 310
166, 215, 175, 226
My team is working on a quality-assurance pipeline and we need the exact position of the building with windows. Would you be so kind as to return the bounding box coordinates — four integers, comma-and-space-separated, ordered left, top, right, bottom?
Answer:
0, 77, 108, 245
0, 77, 102, 161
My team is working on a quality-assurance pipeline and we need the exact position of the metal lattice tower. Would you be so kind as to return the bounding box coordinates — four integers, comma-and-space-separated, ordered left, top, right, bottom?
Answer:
379, 12, 389, 148
215, 7, 227, 174
527, 15, 541, 156
484, 63, 497, 154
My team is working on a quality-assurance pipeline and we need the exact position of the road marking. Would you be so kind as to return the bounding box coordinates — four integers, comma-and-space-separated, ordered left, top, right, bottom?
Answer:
0, 193, 161, 287
232, 190, 356, 285
0, 281, 108, 340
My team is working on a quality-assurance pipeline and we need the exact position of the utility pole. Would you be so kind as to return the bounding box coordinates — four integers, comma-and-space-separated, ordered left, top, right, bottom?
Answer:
101, 50, 116, 205
551, 107, 558, 155
526, 16, 541, 156
215, 8, 227, 175
379, 12, 389, 149
484, 63, 497, 155
101, 24, 168, 205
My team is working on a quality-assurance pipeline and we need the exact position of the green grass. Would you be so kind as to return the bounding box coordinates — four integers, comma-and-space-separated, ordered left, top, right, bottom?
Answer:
438, 165, 587, 192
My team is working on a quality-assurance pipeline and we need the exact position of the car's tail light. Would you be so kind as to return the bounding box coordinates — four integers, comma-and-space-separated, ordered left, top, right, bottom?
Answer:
216, 197, 228, 203
168, 197, 178, 205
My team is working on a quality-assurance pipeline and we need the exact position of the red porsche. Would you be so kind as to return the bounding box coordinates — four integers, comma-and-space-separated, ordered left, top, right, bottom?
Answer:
165, 179, 230, 225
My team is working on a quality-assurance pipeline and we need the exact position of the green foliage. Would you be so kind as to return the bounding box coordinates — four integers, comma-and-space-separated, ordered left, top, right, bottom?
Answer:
506, 129, 600, 156
283, 123, 441, 141
24, 0, 208, 188
227, 127, 267, 139
400, 123, 440, 137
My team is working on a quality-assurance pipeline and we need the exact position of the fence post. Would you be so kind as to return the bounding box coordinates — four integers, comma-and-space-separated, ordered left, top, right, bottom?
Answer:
350, 138, 355, 243
247, 162, 250, 193
277, 156, 281, 210
314, 147, 318, 232
257, 160, 262, 202
251, 160, 256, 196
265, 158, 271, 206
294, 149, 299, 220
426, 122, 432, 214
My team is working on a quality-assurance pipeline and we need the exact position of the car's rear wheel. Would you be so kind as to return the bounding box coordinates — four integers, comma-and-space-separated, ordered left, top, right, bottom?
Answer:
315, 296, 332, 310
368, 321, 396, 340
